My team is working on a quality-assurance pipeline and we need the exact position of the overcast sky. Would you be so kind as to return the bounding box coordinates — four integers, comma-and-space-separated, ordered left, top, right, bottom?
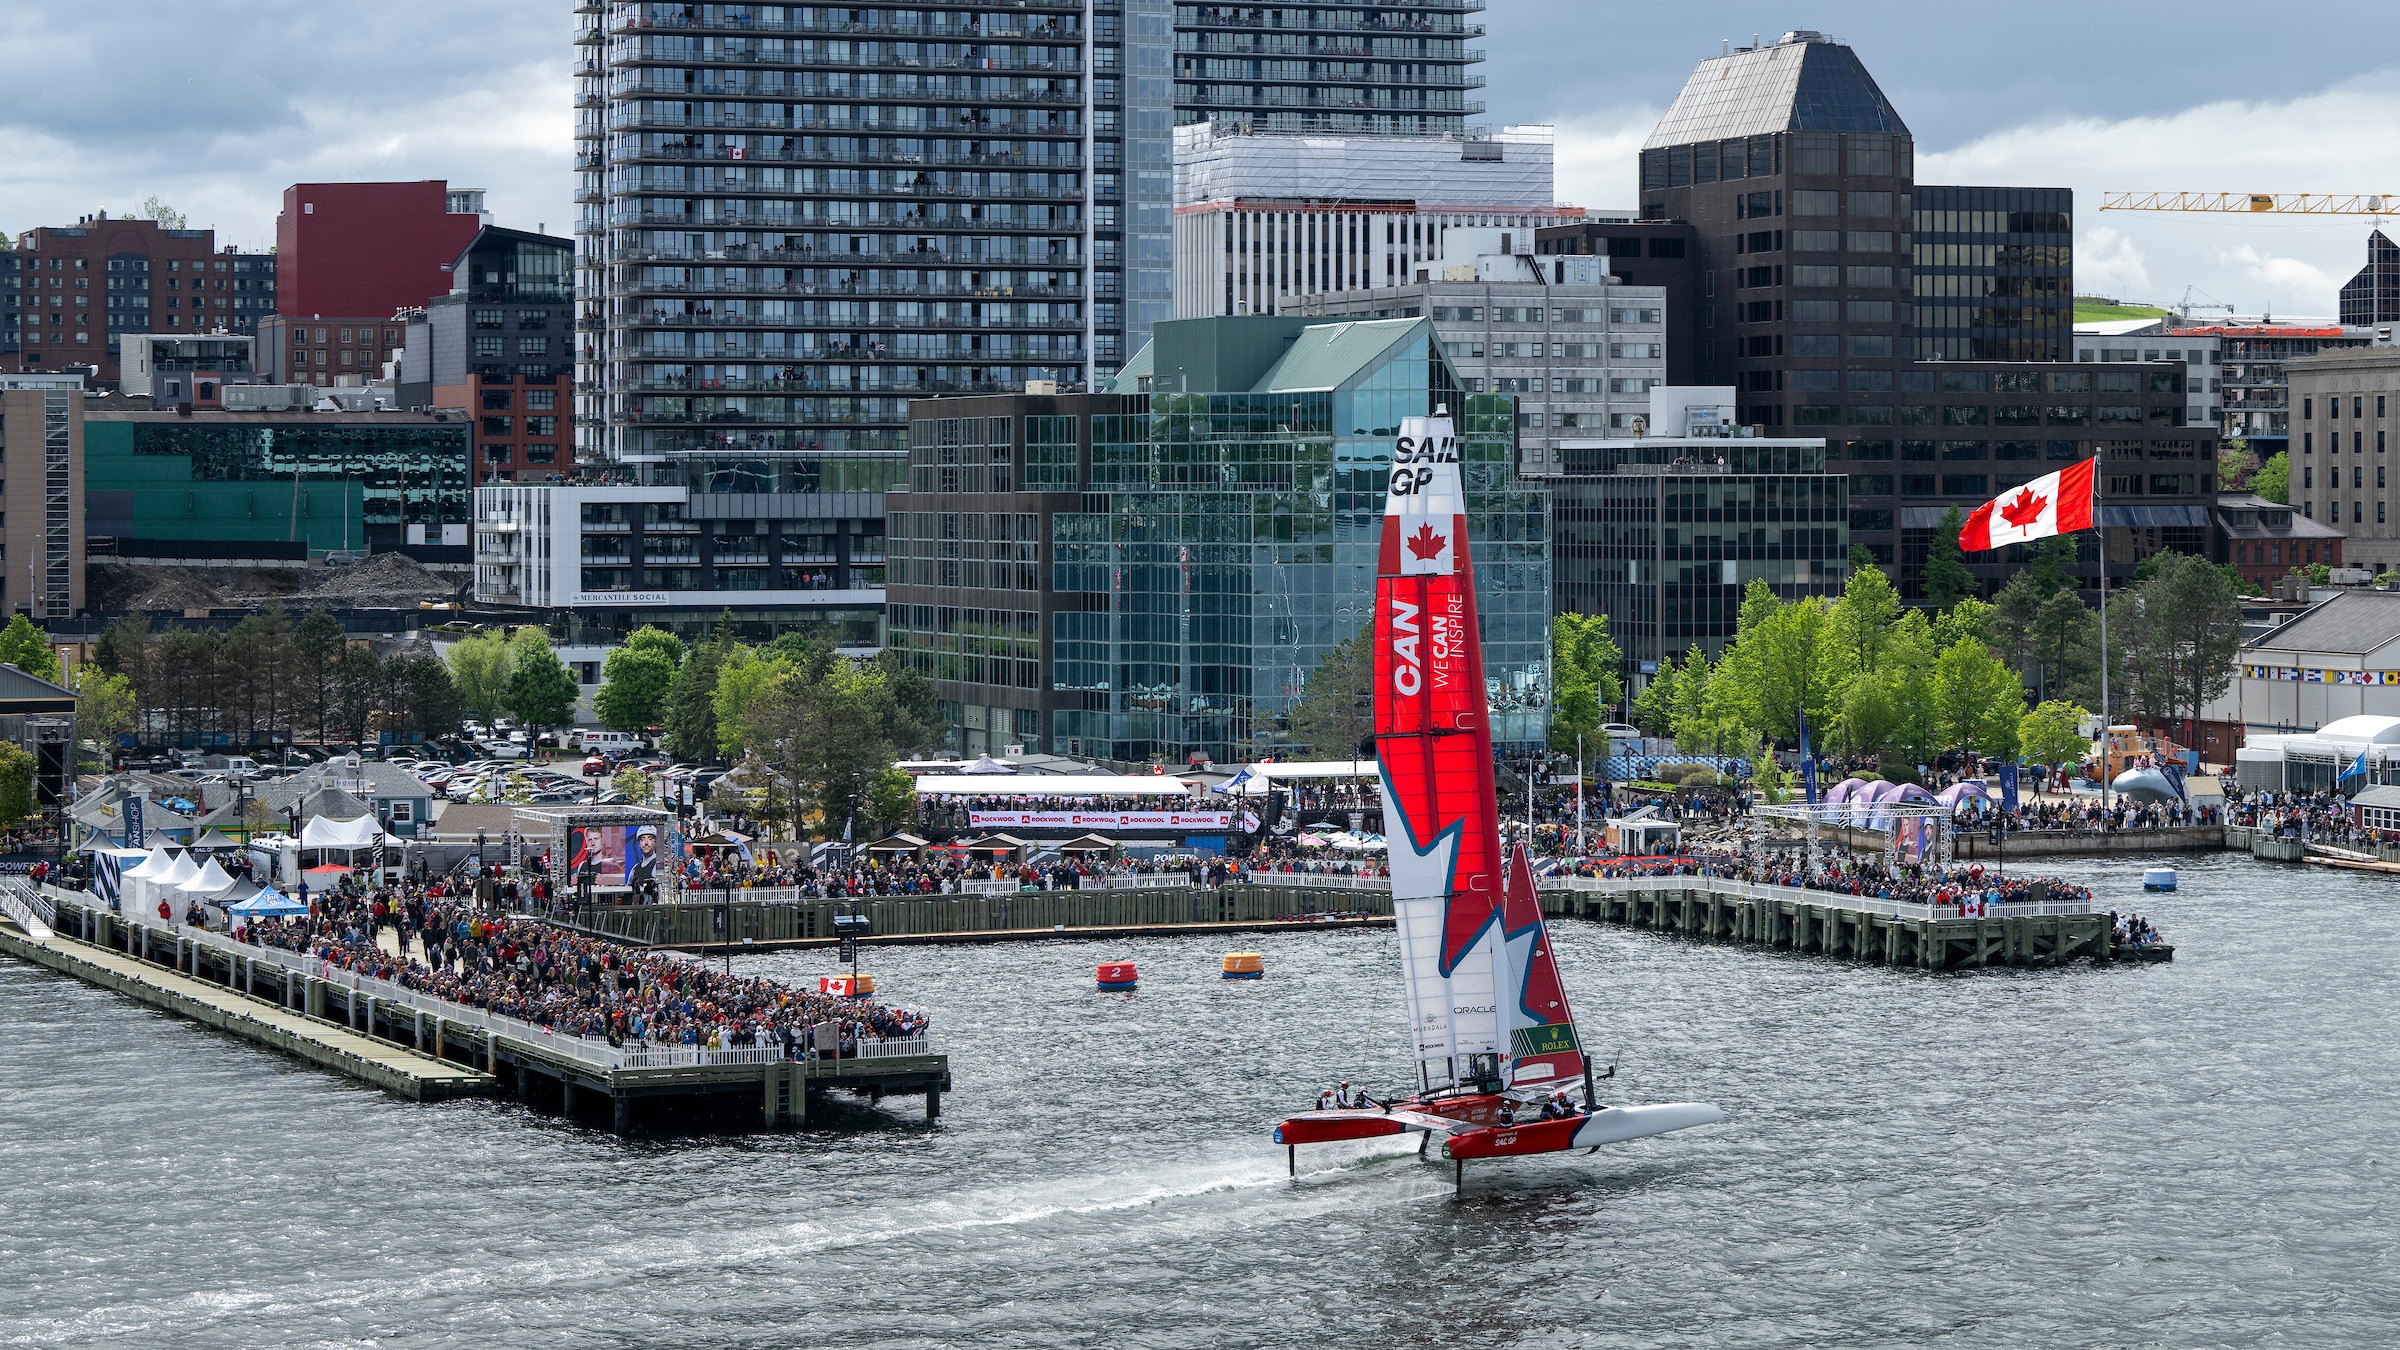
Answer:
5, 0, 2394, 319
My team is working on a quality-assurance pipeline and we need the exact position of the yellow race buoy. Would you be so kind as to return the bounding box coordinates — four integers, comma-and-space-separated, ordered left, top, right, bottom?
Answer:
1221, 951, 1264, 980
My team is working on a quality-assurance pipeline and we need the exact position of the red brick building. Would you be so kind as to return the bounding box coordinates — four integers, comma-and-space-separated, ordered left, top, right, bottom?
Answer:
275, 182, 484, 320
259, 183, 485, 388
2214, 492, 2346, 588
6, 215, 275, 384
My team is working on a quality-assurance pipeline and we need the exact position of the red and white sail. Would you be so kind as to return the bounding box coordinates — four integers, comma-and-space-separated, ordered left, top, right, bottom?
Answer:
1376, 412, 1509, 1076
1498, 844, 1584, 1088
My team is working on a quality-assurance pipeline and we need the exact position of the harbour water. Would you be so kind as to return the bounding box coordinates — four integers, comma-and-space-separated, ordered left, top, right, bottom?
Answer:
6, 851, 2400, 1347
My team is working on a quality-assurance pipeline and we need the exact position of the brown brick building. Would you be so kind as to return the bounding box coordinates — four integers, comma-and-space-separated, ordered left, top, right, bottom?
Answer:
6, 216, 275, 385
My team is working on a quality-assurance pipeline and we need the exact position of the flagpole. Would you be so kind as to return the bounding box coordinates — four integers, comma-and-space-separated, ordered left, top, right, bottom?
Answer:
2096, 463, 2111, 821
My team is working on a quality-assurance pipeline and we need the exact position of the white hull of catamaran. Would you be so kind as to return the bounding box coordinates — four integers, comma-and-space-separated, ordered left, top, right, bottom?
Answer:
1571, 1101, 1725, 1147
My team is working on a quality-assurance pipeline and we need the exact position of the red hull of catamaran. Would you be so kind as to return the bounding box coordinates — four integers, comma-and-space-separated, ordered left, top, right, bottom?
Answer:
1273, 1094, 1511, 1145
1441, 1103, 1728, 1159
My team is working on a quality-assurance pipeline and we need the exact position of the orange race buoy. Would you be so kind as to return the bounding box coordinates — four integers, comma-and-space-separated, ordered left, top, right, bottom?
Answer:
1221, 951, 1264, 980
1096, 960, 1139, 991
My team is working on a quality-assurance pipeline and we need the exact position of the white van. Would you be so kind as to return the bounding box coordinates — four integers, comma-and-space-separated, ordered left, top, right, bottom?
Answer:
580, 729, 643, 754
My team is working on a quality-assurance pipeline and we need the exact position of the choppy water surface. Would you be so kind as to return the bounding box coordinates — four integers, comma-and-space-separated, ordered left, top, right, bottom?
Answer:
6, 852, 2400, 1347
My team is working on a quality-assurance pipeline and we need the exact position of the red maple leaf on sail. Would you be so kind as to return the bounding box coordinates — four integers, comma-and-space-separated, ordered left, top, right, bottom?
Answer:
1406, 523, 1448, 562
1997, 488, 2049, 530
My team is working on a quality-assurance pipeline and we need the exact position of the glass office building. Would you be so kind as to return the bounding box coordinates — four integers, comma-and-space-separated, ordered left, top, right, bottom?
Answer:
1912, 186, 2070, 362
86, 412, 471, 558
885, 315, 1549, 763
1550, 436, 1848, 668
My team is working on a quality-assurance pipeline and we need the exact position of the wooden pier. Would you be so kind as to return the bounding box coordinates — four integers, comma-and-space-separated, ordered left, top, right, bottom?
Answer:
570, 882, 1392, 951
5, 894, 950, 1133
557, 877, 2164, 970
1536, 880, 2153, 968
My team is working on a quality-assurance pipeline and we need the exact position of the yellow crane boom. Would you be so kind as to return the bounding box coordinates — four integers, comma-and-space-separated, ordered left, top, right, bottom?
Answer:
2103, 192, 2397, 215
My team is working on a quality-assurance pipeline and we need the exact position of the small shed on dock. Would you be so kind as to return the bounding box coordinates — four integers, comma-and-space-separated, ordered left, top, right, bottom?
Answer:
1605, 807, 1682, 855
864, 832, 929, 858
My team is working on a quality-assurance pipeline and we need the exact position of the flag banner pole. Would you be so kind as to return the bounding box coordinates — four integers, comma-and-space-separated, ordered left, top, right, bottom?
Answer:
2096, 467, 2111, 818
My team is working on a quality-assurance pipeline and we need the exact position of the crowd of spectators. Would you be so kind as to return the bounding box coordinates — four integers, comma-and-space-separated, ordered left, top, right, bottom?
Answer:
2223, 785, 2379, 845
1567, 846, 2101, 915
232, 874, 927, 1056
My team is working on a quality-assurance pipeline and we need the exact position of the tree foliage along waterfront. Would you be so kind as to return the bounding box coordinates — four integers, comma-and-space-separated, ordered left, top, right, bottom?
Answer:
91, 609, 478, 748
1285, 631, 1374, 760
594, 626, 684, 732
1628, 551, 2244, 772
1548, 613, 1624, 751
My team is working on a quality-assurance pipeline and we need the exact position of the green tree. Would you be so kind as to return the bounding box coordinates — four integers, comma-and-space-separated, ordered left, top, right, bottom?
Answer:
1826, 563, 1901, 683
393, 653, 464, 740
864, 765, 919, 834
92, 614, 151, 680
663, 629, 733, 762
2018, 700, 2093, 769
292, 608, 346, 742
74, 666, 138, 764
1933, 596, 1995, 650
1706, 582, 1838, 749
623, 624, 687, 669
612, 765, 656, 803
446, 630, 514, 722
0, 742, 35, 827
330, 646, 385, 746
2026, 534, 2080, 595
594, 646, 678, 732
501, 630, 581, 733
1933, 637, 2025, 757
1286, 631, 1374, 759
874, 651, 944, 754
1848, 543, 1878, 574
711, 646, 794, 758
2134, 552, 2246, 724
0, 614, 59, 683
1549, 612, 1623, 751
2252, 450, 2290, 504
136, 196, 188, 229
742, 657, 900, 837
1862, 610, 1939, 768
2217, 438, 2258, 493
1921, 505, 1976, 609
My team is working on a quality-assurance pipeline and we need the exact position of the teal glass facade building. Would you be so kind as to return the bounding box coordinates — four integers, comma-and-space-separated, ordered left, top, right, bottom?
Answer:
886, 315, 1549, 765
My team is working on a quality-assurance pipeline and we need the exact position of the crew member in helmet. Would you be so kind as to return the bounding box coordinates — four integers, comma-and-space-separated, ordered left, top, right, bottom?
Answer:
1316, 1086, 1337, 1111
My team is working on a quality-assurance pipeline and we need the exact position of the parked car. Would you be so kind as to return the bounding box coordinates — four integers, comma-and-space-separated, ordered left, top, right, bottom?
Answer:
581, 755, 610, 777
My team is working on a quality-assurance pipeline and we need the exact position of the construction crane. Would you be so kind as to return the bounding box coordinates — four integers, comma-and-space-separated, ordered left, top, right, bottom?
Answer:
2103, 192, 2397, 215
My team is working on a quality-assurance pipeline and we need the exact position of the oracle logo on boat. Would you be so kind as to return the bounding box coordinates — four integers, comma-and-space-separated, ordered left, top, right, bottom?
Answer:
1453, 1004, 1495, 1016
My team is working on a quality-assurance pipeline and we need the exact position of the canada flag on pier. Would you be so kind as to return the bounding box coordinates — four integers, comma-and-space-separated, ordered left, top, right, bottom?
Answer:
1958, 456, 2097, 551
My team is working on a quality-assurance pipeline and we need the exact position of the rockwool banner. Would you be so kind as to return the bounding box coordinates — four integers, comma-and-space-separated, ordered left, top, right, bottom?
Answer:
967, 810, 1235, 831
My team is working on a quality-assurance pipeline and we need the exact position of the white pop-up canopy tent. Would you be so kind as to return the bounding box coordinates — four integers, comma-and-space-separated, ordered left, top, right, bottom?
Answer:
300, 815, 396, 850
180, 858, 238, 898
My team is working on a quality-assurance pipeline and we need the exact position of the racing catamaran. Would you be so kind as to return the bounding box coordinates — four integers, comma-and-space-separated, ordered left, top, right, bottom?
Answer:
1272, 410, 1723, 1188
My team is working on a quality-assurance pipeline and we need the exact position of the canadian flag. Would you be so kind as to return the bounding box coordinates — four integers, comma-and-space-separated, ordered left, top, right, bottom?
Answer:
1959, 457, 2097, 551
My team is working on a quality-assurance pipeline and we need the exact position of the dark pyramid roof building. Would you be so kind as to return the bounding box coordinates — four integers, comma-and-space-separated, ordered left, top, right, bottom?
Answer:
1644, 31, 1909, 148
2340, 229, 2400, 327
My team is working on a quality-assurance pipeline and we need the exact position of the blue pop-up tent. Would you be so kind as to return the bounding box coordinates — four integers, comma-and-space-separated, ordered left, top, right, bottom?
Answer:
227, 889, 308, 919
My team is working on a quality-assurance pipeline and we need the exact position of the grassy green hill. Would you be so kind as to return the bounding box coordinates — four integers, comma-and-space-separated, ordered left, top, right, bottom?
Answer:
2074, 296, 2175, 324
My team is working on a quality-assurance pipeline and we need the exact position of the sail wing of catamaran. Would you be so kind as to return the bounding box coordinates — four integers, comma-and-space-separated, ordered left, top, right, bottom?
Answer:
1271, 410, 1722, 1188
